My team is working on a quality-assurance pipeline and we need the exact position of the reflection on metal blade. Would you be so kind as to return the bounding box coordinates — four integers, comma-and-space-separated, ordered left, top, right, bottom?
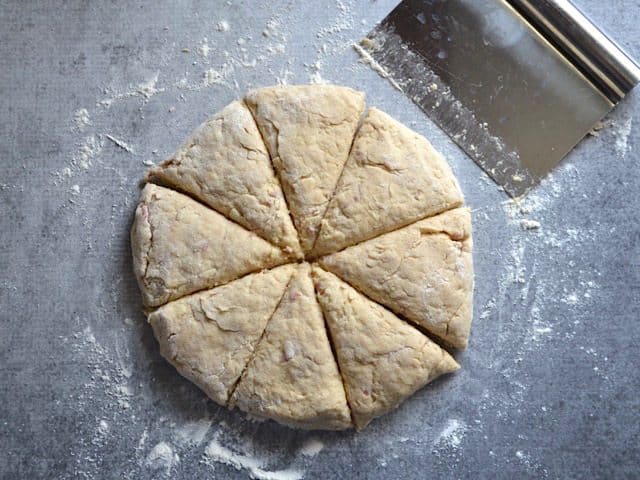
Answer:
361, 0, 626, 197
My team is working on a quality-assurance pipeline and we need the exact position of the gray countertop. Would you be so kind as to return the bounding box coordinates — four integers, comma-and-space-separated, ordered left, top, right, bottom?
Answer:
1, 1, 639, 478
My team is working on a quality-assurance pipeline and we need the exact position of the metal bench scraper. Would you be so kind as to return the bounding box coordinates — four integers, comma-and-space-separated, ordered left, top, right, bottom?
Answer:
358, 0, 640, 197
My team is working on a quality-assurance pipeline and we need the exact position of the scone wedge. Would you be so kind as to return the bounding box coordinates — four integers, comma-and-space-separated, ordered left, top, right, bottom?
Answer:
131, 184, 291, 307
148, 265, 295, 405
312, 266, 459, 430
146, 101, 302, 258
230, 263, 352, 430
320, 208, 473, 349
245, 85, 365, 252
313, 107, 463, 256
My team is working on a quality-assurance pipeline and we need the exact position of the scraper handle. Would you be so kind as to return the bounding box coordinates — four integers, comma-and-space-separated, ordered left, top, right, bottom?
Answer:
507, 0, 640, 103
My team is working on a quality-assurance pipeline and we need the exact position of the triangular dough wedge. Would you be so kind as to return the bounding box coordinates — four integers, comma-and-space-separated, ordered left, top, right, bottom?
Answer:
313, 108, 463, 256
148, 265, 295, 405
146, 101, 302, 258
319, 208, 473, 349
312, 267, 459, 430
230, 263, 352, 430
245, 85, 365, 252
131, 184, 290, 307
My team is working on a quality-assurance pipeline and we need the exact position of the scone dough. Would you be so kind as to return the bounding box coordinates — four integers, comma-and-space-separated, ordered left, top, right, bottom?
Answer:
245, 85, 365, 252
313, 107, 463, 256
230, 264, 352, 430
148, 265, 295, 404
131, 184, 290, 307
319, 208, 474, 349
132, 85, 475, 430
146, 101, 302, 258
312, 267, 459, 430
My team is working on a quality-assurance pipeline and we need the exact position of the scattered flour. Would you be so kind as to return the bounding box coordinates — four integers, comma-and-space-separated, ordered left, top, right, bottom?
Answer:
308, 61, 327, 84
197, 38, 211, 58
434, 419, 467, 449
613, 116, 633, 157
203, 68, 226, 86
204, 438, 304, 480
317, 0, 354, 38
263, 16, 285, 41
67, 321, 139, 478
202, 61, 237, 89
136, 429, 149, 454
137, 72, 163, 99
530, 305, 553, 342
353, 42, 402, 92
520, 219, 541, 230
73, 134, 104, 170
299, 438, 324, 457
98, 72, 164, 107
146, 441, 180, 475
73, 323, 135, 411
105, 134, 134, 153
97, 420, 110, 436
173, 418, 212, 446
275, 63, 294, 85
73, 108, 91, 130
217, 20, 230, 32
515, 449, 547, 475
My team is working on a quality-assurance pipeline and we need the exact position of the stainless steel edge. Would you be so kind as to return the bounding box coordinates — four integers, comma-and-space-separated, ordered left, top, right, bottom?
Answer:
507, 0, 640, 103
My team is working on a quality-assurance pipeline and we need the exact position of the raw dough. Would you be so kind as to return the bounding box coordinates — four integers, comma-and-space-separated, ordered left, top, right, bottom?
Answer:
319, 208, 474, 349
148, 265, 295, 404
230, 264, 352, 430
132, 85, 474, 430
313, 107, 463, 256
146, 101, 302, 258
312, 266, 459, 430
245, 85, 365, 252
131, 183, 290, 307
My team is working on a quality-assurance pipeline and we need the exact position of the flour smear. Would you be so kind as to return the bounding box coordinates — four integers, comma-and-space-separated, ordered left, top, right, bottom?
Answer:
613, 116, 633, 157
434, 419, 467, 449
146, 441, 180, 475
204, 438, 304, 480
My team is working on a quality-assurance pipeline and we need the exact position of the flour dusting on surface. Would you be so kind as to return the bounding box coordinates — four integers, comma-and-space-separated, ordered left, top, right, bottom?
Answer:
613, 116, 633, 157
352, 42, 402, 92
197, 38, 211, 57
317, 0, 354, 38
204, 438, 304, 480
434, 419, 467, 449
73, 134, 104, 171
173, 418, 213, 446
520, 219, 540, 230
137, 72, 163, 99
216, 20, 230, 32
203, 67, 230, 87
97, 72, 165, 107
146, 441, 180, 475
299, 438, 324, 457
73, 108, 91, 130
105, 134, 134, 153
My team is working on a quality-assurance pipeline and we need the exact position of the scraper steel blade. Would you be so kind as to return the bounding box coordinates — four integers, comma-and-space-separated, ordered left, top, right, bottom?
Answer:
362, 0, 617, 197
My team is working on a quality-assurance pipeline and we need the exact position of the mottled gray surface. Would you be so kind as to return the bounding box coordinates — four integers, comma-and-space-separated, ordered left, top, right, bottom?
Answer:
1, 1, 639, 479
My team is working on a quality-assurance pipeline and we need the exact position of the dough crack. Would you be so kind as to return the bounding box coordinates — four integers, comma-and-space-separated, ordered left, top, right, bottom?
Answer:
309, 113, 367, 255
312, 267, 357, 427
141, 202, 155, 282
225, 271, 295, 405
318, 266, 456, 353
246, 107, 303, 255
